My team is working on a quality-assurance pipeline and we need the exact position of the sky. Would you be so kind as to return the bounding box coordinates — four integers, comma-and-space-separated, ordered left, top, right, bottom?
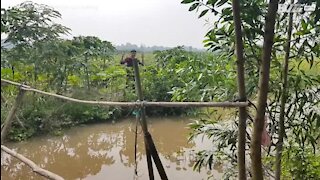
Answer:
2, 0, 213, 49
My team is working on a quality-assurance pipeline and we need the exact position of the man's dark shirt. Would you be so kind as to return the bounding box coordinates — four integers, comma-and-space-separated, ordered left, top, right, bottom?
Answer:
120, 57, 143, 67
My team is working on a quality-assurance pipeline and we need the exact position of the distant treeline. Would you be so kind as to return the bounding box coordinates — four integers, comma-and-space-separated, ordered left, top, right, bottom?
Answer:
115, 42, 205, 52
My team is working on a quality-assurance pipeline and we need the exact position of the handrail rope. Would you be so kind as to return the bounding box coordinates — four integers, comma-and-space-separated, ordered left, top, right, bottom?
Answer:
1, 79, 249, 108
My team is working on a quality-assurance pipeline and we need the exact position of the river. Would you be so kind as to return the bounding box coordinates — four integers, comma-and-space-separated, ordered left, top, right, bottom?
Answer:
1, 117, 223, 180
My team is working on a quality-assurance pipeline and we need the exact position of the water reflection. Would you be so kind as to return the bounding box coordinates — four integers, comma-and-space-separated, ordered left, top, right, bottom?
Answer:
1, 117, 221, 180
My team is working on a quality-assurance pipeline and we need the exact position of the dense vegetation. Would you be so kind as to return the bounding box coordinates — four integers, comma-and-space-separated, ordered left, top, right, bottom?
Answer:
181, 0, 320, 179
1, 0, 320, 179
0, 2, 216, 141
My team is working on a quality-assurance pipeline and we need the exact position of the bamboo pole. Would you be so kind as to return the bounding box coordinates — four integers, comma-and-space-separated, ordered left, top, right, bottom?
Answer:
251, 0, 279, 179
1, 145, 64, 180
133, 59, 168, 180
142, 101, 248, 107
1, 88, 25, 142
1, 79, 248, 108
144, 131, 168, 180
232, 0, 248, 179
1, 79, 24, 87
275, 11, 293, 180
133, 59, 155, 180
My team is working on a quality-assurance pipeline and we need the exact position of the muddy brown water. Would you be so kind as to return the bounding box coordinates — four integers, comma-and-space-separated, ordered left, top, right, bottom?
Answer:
1, 117, 223, 180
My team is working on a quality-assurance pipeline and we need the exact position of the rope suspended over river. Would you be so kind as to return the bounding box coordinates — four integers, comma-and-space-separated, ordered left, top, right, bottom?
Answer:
1, 60, 249, 180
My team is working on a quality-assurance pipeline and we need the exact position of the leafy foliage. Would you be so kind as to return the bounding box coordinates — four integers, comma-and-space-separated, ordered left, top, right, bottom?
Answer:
1, 1, 70, 46
181, 0, 320, 178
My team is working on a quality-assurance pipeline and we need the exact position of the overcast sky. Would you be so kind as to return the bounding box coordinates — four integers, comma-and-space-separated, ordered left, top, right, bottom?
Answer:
2, 0, 213, 48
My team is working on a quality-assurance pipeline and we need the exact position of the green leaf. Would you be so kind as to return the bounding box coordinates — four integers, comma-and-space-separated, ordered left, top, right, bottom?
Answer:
216, 0, 228, 7
181, 0, 195, 4
198, 73, 203, 80
222, 7, 232, 16
198, 9, 209, 18
301, 19, 307, 30
207, 0, 218, 5
189, 3, 199, 11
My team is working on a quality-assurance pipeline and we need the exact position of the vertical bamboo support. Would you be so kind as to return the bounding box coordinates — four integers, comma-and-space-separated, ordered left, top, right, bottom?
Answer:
251, 0, 279, 179
132, 58, 154, 180
132, 59, 168, 180
134, 114, 139, 177
1, 88, 26, 142
275, 11, 293, 180
232, 0, 248, 179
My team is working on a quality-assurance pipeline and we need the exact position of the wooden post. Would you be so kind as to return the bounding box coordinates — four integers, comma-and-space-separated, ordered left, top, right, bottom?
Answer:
231, 0, 248, 179
1, 88, 26, 142
132, 59, 168, 180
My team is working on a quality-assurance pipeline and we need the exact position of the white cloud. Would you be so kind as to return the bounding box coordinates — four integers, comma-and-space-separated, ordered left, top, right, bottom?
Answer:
2, 0, 212, 48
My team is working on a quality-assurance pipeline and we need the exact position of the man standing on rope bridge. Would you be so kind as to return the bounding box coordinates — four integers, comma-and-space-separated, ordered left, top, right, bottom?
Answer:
120, 50, 144, 89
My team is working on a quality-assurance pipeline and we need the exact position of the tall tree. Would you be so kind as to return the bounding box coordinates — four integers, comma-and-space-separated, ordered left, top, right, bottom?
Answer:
1, 1, 70, 46
180, 0, 319, 179
231, 0, 248, 179
251, 0, 279, 179
275, 10, 293, 180
71, 36, 115, 89
1, 1, 70, 81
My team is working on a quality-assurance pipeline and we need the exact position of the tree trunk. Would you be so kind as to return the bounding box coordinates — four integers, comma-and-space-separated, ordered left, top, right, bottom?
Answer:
275, 12, 293, 180
57, 61, 63, 94
1, 93, 25, 128
231, 0, 248, 179
1, 89, 25, 142
84, 55, 90, 90
251, 0, 279, 179
63, 63, 68, 92
34, 64, 38, 85
11, 65, 15, 80
1, 93, 6, 104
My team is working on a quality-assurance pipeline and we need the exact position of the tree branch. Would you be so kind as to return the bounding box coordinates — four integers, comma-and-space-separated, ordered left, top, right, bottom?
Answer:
1, 145, 64, 180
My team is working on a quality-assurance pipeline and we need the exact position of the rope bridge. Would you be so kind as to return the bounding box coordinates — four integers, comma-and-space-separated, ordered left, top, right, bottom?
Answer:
1, 60, 249, 180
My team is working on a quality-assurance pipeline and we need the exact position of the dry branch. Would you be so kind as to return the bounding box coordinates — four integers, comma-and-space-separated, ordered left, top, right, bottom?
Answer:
1, 145, 64, 180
